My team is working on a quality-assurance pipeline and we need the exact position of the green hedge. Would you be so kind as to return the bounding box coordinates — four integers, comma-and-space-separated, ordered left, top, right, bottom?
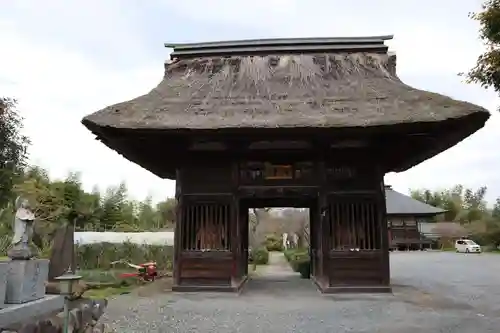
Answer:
285, 248, 310, 279
294, 259, 311, 279
284, 248, 298, 262
75, 242, 173, 270
249, 247, 269, 265
264, 234, 284, 252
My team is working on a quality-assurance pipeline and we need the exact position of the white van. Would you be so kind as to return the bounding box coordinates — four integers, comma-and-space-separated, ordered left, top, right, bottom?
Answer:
455, 239, 481, 253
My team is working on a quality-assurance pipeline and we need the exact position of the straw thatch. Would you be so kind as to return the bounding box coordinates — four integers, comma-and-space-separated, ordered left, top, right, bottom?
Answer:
83, 53, 489, 130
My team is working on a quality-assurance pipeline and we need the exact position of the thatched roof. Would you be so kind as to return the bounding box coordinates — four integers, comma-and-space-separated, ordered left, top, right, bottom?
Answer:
83, 36, 489, 131
81, 36, 490, 179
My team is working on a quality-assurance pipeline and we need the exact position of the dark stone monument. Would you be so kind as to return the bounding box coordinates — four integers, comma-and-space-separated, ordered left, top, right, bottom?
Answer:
48, 223, 75, 281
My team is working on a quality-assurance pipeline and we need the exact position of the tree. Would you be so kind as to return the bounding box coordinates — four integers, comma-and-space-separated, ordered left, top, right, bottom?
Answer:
100, 182, 130, 230
410, 185, 488, 223
0, 161, 183, 258
0, 98, 30, 208
249, 208, 272, 248
466, 0, 500, 95
410, 185, 464, 221
137, 196, 159, 230
157, 198, 177, 228
461, 186, 487, 223
492, 198, 500, 219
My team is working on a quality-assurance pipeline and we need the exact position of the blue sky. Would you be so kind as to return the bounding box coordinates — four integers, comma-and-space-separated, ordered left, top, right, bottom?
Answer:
1, 0, 499, 204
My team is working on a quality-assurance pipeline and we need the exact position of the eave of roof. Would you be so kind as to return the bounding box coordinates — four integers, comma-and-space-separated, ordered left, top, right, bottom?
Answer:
385, 188, 445, 215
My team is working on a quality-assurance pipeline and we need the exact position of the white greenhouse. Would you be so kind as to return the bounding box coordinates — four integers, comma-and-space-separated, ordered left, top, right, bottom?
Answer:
74, 231, 174, 246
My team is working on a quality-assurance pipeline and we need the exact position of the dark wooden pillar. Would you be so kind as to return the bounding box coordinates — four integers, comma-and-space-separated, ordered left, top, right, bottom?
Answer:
319, 191, 330, 286
230, 195, 240, 287
309, 207, 316, 278
171, 194, 240, 292
379, 179, 390, 286
230, 161, 249, 289
242, 206, 249, 276
173, 169, 183, 287
316, 163, 392, 294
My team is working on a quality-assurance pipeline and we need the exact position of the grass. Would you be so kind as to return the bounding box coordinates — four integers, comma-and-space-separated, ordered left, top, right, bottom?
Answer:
78, 268, 147, 299
78, 269, 133, 283
83, 286, 133, 299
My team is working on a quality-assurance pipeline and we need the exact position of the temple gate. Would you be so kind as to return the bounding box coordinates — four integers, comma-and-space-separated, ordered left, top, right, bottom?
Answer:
82, 36, 490, 293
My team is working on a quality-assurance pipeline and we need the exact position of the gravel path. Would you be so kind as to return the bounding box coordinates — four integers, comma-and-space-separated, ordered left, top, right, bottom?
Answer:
103, 252, 500, 333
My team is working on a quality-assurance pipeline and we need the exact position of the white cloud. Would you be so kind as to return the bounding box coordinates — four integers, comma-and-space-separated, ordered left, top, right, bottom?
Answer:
163, 0, 485, 76
160, 0, 300, 29
2, 0, 499, 204
385, 112, 500, 197
0, 15, 174, 203
162, 0, 500, 202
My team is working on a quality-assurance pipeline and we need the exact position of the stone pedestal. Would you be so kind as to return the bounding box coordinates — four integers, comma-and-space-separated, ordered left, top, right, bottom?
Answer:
5, 259, 49, 304
0, 261, 8, 308
0, 295, 64, 329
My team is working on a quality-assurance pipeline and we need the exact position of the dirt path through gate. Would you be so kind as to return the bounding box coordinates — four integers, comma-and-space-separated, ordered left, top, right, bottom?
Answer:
241, 251, 318, 297
259, 251, 294, 276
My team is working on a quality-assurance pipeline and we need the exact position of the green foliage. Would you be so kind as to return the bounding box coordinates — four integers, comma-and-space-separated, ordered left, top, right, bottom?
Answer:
0, 235, 174, 272
0, 98, 30, 208
283, 248, 295, 262
0, 165, 178, 243
410, 184, 500, 250
75, 242, 173, 270
466, 0, 500, 94
295, 260, 311, 279
0, 235, 11, 256
410, 185, 488, 223
79, 269, 133, 284
249, 247, 269, 265
83, 285, 133, 299
285, 248, 310, 278
264, 233, 283, 252
492, 198, 500, 219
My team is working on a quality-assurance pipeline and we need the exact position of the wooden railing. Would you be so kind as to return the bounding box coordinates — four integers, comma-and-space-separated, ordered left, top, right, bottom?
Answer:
328, 197, 380, 250
181, 203, 231, 251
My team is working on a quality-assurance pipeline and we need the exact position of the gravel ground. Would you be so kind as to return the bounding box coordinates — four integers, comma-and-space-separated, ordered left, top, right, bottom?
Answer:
103, 252, 500, 333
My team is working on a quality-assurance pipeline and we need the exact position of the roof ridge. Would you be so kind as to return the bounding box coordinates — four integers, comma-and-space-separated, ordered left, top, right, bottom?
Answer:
165, 36, 393, 59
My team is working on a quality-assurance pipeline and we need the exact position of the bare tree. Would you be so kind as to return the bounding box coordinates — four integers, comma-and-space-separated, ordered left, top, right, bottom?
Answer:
431, 222, 468, 249
249, 208, 271, 248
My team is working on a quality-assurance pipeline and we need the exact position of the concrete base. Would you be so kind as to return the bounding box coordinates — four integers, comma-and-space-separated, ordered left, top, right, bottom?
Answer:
311, 275, 392, 294
0, 295, 64, 329
320, 285, 393, 293
172, 275, 249, 293
5, 259, 49, 304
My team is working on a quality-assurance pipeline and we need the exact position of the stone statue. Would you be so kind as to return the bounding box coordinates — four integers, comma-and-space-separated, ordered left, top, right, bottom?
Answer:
8, 196, 36, 260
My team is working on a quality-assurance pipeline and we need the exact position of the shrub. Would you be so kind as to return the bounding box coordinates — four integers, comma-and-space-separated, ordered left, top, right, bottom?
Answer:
287, 248, 310, 278
264, 234, 283, 252
284, 248, 297, 262
249, 247, 269, 265
75, 242, 173, 271
295, 259, 311, 279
